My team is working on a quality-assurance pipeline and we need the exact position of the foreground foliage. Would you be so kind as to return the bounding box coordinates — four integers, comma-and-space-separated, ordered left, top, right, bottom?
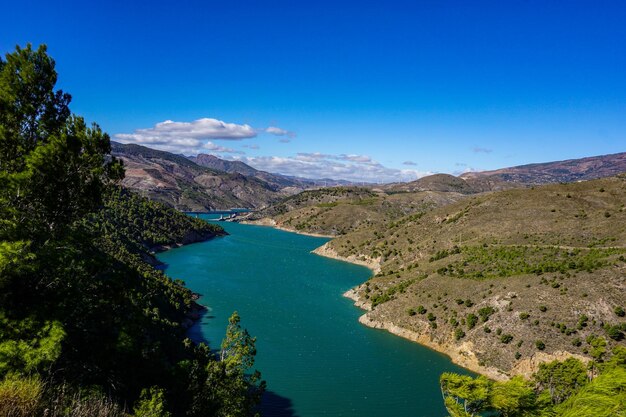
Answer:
441, 347, 626, 417
0, 44, 263, 416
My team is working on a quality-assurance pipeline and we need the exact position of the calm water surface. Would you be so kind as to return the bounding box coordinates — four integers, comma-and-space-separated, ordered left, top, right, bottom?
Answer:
158, 216, 469, 417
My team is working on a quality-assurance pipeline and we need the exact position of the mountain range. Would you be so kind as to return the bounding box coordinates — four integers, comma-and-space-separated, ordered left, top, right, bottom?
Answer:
111, 142, 625, 211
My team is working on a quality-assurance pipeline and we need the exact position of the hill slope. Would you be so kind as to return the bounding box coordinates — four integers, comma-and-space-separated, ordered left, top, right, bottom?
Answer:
246, 186, 467, 238
385, 151, 626, 195
462, 151, 626, 185
322, 175, 626, 378
111, 142, 286, 210
189, 153, 312, 191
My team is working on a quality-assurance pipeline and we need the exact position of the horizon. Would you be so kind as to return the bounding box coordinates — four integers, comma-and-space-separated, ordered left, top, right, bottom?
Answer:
3, 1, 626, 182
112, 139, 626, 184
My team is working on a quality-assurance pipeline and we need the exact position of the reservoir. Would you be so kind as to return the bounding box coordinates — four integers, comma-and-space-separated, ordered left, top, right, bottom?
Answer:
157, 217, 469, 416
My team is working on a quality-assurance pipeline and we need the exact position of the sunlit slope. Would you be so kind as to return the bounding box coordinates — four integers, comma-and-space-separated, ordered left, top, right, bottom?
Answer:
329, 175, 626, 375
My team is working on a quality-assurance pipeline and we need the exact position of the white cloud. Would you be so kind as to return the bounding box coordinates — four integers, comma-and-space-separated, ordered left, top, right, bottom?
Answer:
115, 118, 257, 145
266, 126, 296, 138
203, 142, 245, 154
114, 117, 294, 154
403, 160, 417, 166
226, 152, 431, 183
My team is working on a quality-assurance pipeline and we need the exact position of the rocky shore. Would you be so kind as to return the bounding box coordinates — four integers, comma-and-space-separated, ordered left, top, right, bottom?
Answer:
312, 242, 381, 274
343, 285, 589, 381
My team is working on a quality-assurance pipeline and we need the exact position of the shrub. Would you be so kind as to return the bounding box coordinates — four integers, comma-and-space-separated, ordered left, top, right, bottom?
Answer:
0, 375, 43, 417
454, 329, 466, 341
539, 305, 548, 312
500, 334, 514, 344
614, 306, 625, 317
519, 312, 530, 320
134, 387, 171, 417
478, 306, 496, 322
466, 314, 478, 330
536, 340, 546, 350
604, 325, 624, 341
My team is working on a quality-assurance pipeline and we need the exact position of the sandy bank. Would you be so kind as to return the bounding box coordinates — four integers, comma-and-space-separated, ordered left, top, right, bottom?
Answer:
242, 217, 337, 238
312, 242, 382, 274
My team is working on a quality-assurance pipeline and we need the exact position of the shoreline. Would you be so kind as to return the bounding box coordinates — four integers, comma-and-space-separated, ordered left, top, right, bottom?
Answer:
345, 286, 588, 381
311, 242, 382, 274
153, 230, 225, 330
241, 217, 337, 239
307, 238, 582, 381
177, 219, 584, 381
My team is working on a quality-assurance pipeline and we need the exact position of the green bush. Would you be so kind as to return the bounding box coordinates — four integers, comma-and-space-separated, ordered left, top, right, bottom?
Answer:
466, 314, 478, 330
454, 329, 465, 341
133, 387, 171, 417
0, 375, 43, 417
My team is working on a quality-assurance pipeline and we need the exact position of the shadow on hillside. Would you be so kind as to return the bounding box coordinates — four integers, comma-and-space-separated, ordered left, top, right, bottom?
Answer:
260, 390, 299, 417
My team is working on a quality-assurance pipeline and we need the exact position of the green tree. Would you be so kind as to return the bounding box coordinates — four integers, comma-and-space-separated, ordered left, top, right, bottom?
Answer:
554, 367, 626, 417
133, 386, 171, 417
534, 358, 588, 405
0, 44, 263, 417
440, 373, 490, 416
490, 376, 535, 416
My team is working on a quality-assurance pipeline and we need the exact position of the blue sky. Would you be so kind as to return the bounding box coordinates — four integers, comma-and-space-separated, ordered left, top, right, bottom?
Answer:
3, 0, 625, 182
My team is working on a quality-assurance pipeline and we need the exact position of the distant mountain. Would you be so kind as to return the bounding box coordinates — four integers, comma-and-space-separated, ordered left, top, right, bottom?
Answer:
111, 142, 288, 210
189, 153, 356, 189
385, 151, 626, 194
189, 153, 310, 190
461, 151, 626, 185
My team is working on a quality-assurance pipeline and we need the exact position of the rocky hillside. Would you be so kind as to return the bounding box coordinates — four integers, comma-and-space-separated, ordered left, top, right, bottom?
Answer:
189, 153, 312, 192
111, 142, 289, 210
385, 151, 626, 194
461, 151, 626, 185
386, 173, 485, 194
321, 175, 626, 379
190, 153, 356, 190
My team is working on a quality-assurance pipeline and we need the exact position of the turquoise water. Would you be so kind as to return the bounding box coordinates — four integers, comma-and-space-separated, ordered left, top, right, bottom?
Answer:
158, 217, 469, 417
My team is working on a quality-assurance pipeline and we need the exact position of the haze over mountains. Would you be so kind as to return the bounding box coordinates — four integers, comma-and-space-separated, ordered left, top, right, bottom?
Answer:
112, 141, 626, 211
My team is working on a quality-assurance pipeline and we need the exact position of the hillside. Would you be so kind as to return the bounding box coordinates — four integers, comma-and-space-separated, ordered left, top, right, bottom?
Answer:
0, 45, 264, 416
246, 186, 467, 237
320, 175, 626, 378
384, 151, 626, 195
190, 153, 357, 190
461, 151, 626, 185
190, 153, 312, 192
111, 142, 287, 210
386, 173, 484, 194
